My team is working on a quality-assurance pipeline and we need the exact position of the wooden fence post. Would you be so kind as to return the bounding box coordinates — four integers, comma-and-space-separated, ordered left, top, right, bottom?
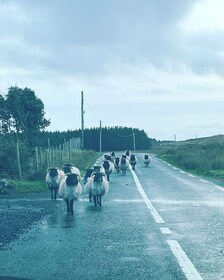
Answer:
16, 142, 22, 180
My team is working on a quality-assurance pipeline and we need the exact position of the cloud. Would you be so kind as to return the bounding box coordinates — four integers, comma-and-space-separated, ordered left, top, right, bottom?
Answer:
180, 0, 224, 33
0, 0, 223, 141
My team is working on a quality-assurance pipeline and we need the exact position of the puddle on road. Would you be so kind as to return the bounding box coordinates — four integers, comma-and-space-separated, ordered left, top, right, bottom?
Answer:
119, 256, 141, 262
40, 213, 77, 231
113, 199, 143, 203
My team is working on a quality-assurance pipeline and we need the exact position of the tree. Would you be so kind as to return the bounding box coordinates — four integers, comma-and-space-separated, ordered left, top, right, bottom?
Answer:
0, 94, 10, 133
4, 86, 50, 147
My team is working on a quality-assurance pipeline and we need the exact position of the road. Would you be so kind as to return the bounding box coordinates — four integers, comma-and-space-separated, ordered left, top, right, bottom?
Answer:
0, 153, 224, 280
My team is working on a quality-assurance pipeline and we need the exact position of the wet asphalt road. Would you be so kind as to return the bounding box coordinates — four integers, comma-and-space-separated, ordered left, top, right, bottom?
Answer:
0, 153, 224, 280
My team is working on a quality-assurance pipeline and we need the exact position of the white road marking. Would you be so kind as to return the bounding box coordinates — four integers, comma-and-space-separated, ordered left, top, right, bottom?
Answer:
214, 185, 224, 191
129, 161, 206, 279
130, 169, 165, 224
160, 227, 172, 235
199, 179, 209, 183
167, 240, 203, 280
188, 174, 196, 178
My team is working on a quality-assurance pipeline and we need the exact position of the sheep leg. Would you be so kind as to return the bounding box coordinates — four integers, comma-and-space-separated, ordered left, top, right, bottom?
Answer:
69, 199, 74, 215
89, 190, 92, 201
50, 189, 54, 200
93, 196, 97, 207
65, 198, 70, 214
53, 188, 58, 200
98, 195, 102, 207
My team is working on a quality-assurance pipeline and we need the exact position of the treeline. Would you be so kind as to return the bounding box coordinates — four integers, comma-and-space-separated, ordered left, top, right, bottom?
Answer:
0, 86, 156, 180
38, 126, 156, 151
0, 126, 155, 180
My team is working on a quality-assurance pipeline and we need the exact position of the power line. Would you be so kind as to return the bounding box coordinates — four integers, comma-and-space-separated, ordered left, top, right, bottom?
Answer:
83, 95, 101, 123
83, 94, 134, 139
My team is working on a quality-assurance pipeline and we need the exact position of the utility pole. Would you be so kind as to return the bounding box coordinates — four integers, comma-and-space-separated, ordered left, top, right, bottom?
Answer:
132, 129, 136, 152
99, 120, 102, 153
81, 91, 84, 150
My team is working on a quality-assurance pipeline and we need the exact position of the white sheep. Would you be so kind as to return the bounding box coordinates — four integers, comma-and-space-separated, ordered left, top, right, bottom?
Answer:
84, 172, 109, 206
114, 157, 120, 173
102, 159, 115, 181
83, 168, 95, 185
93, 165, 105, 174
82, 168, 95, 200
129, 154, 138, 170
143, 154, 151, 167
110, 152, 116, 164
120, 155, 130, 175
45, 167, 65, 200
59, 173, 82, 215
62, 163, 81, 181
124, 150, 131, 161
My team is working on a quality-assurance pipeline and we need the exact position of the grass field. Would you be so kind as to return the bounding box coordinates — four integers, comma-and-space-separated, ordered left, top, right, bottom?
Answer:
152, 134, 224, 186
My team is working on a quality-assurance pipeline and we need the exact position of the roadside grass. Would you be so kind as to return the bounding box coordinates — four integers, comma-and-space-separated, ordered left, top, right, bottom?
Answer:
154, 140, 224, 185
14, 180, 47, 193
9, 150, 100, 194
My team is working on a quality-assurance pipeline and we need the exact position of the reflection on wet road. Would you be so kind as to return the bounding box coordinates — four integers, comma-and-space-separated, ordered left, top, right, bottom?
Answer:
0, 154, 224, 280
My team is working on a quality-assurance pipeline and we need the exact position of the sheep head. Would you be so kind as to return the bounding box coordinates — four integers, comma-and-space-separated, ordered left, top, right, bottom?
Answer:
65, 173, 79, 186
48, 167, 59, 178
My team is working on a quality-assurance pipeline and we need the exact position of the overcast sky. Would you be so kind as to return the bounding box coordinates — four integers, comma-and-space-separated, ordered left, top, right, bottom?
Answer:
0, 0, 224, 141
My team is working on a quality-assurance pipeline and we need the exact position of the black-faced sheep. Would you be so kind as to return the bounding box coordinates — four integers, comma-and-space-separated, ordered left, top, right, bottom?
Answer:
114, 157, 120, 173
125, 150, 131, 161
45, 167, 65, 200
83, 168, 94, 185
62, 163, 81, 181
93, 165, 105, 174
59, 173, 82, 215
143, 154, 151, 167
84, 171, 109, 207
129, 154, 137, 170
120, 155, 130, 175
82, 168, 95, 201
110, 152, 116, 163
102, 159, 114, 181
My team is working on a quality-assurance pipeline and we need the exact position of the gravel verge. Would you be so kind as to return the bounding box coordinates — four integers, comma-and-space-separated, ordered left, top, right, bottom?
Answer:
0, 192, 60, 250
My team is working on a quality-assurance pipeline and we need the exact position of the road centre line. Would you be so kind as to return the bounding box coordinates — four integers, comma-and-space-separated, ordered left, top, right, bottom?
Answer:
130, 169, 165, 224
159, 227, 172, 235
130, 168, 203, 279
167, 240, 203, 280
130, 162, 204, 279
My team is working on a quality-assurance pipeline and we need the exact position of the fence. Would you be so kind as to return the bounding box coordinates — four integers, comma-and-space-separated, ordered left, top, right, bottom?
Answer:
0, 137, 81, 180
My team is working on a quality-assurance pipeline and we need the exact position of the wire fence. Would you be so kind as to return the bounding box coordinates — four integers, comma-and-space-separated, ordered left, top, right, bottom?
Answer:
0, 137, 81, 180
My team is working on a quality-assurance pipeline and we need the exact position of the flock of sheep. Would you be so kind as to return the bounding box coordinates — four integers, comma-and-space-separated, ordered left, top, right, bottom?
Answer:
45, 151, 151, 215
